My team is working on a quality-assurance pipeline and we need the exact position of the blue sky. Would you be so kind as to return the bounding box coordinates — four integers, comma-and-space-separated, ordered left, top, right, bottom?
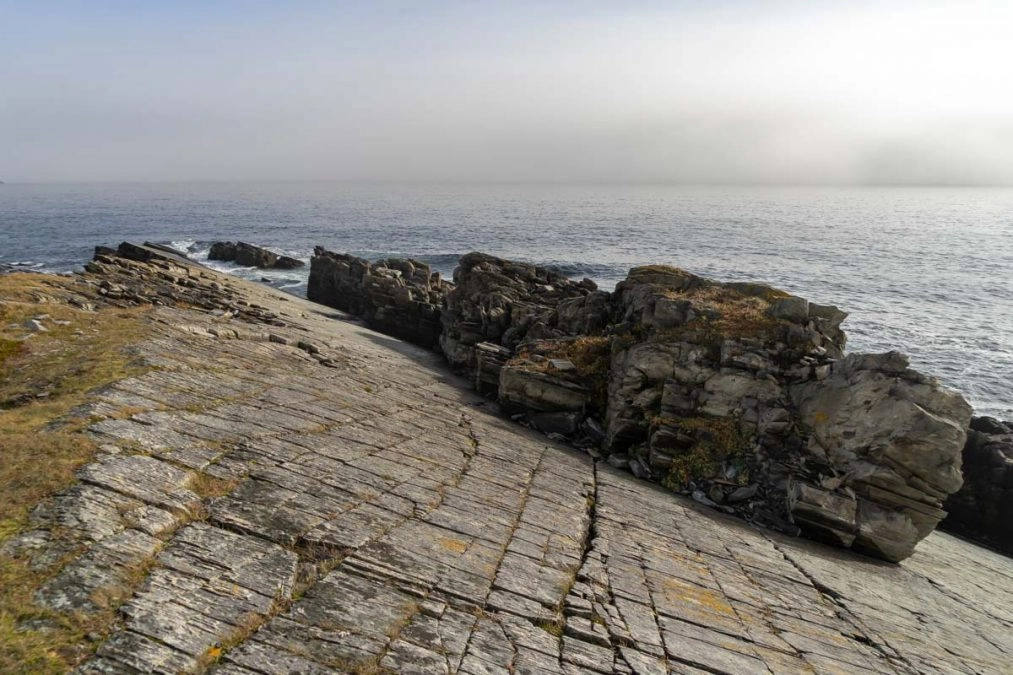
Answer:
2, 1, 1012, 183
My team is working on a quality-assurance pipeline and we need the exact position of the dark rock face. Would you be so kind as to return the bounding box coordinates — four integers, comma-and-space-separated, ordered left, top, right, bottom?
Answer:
439, 252, 608, 384
209, 242, 305, 270
307, 248, 449, 348
942, 417, 1013, 554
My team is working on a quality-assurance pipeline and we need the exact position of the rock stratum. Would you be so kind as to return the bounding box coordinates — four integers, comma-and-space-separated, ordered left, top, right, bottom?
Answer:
209, 241, 305, 270
0, 242, 1010, 674
309, 249, 975, 564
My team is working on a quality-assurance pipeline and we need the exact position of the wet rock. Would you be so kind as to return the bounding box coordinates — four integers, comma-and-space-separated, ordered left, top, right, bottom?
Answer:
209, 241, 305, 269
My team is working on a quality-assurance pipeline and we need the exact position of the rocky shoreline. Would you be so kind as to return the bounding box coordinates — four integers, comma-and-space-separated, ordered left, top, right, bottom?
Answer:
2, 241, 1011, 673
302, 245, 1013, 562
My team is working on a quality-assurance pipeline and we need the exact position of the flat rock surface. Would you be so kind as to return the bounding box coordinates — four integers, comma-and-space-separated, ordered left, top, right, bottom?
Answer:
10, 257, 1012, 674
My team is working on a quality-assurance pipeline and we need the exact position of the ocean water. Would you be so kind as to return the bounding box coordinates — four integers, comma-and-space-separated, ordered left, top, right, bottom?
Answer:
2, 182, 1011, 419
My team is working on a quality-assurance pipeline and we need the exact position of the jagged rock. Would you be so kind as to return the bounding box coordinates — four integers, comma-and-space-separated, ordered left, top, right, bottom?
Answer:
308, 248, 449, 348
209, 241, 305, 269
439, 252, 607, 382
942, 417, 1013, 554
596, 264, 970, 561
90, 243, 976, 563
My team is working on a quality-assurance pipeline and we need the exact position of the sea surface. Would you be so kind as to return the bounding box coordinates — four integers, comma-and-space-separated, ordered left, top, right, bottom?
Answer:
2, 182, 1011, 418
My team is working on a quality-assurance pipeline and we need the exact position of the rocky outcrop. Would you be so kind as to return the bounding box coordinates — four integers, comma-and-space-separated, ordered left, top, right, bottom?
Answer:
439, 252, 608, 383
209, 241, 304, 270
500, 264, 971, 562
942, 416, 1013, 553
7, 253, 1011, 673
307, 248, 449, 348
298, 248, 973, 562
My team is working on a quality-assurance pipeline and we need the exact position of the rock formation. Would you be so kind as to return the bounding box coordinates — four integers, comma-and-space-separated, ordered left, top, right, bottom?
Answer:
438, 252, 607, 380
303, 248, 974, 562
308, 248, 450, 348
209, 241, 304, 270
5, 247, 1010, 673
942, 416, 1013, 553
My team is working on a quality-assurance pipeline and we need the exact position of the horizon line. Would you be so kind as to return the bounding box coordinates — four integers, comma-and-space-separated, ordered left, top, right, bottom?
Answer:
4, 179, 1013, 189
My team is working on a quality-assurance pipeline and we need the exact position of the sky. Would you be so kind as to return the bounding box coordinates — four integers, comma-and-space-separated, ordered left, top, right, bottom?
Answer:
2, 1, 1012, 184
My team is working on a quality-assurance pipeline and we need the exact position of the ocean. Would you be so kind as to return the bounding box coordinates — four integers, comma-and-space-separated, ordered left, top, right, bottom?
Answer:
2, 181, 1011, 419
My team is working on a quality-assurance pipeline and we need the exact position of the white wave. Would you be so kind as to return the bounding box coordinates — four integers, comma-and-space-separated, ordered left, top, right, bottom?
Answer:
168, 239, 196, 255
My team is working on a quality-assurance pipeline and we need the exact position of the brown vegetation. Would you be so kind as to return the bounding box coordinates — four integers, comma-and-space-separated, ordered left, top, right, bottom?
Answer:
661, 285, 783, 341
0, 273, 152, 673
512, 336, 612, 412
657, 416, 751, 491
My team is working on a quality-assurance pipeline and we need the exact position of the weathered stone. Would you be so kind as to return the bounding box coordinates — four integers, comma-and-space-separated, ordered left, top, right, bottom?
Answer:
791, 352, 972, 560
439, 252, 606, 380
499, 365, 589, 413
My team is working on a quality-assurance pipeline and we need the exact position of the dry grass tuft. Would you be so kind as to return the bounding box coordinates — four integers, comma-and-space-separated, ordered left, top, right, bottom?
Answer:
0, 273, 153, 672
189, 472, 239, 500
662, 286, 781, 340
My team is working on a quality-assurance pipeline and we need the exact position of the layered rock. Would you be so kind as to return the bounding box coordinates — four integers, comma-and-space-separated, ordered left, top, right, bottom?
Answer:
790, 352, 972, 560
298, 247, 975, 562
307, 248, 449, 348
85, 242, 289, 326
439, 252, 608, 383
209, 241, 304, 270
942, 416, 1013, 553
500, 264, 971, 562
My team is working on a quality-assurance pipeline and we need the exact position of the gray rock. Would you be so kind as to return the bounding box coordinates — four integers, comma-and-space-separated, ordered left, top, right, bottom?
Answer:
499, 365, 589, 413
791, 353, 972, 561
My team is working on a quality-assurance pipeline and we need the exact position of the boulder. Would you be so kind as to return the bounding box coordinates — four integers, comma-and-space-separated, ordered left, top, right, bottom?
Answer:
594, 264, 971, 561
790, 352, 972, 561
209, 242, 305, 270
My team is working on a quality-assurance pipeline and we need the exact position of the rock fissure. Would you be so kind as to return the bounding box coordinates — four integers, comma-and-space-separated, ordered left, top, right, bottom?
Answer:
763, 536, 914, 674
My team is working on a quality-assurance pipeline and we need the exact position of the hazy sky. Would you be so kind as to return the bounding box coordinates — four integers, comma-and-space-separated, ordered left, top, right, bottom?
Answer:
2, 1, 1012, 184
